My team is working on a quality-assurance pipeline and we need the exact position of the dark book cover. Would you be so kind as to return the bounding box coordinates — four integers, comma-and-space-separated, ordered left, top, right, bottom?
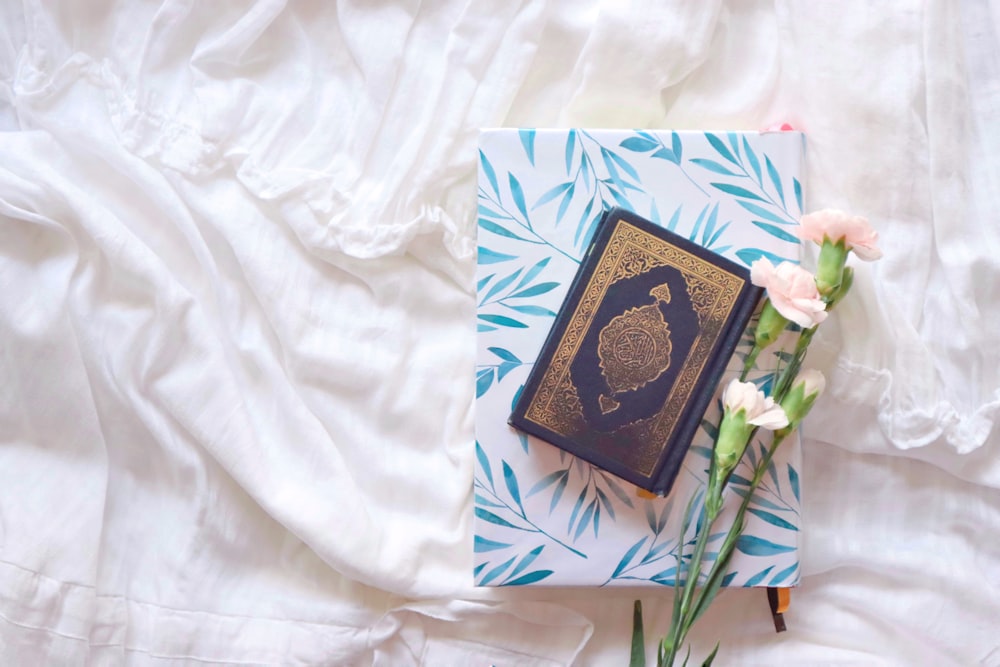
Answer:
509, 207, 763, 495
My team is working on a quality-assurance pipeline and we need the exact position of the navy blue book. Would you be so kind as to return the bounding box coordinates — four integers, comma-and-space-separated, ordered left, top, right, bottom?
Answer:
509, 207, 763, 495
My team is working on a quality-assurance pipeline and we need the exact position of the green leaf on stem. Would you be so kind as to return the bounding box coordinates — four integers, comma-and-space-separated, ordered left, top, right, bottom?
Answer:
701, 642, 720, 667
630, 600, 646, 667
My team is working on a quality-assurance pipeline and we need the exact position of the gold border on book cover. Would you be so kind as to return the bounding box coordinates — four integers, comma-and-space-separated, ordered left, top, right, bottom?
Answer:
523, 216, 745, 476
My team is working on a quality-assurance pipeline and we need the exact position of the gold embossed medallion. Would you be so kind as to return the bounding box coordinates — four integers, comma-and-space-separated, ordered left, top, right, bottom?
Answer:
597, 285, 674, 412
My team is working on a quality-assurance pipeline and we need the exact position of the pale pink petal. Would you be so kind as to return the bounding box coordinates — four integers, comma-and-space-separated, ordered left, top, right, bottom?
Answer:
747, 405, 790, 430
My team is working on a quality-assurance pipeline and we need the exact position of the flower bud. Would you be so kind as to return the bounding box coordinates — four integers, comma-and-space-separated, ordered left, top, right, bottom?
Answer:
778, 369, 825, 431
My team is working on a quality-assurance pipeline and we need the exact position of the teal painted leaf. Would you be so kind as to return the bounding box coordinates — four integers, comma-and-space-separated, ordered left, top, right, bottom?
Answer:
710, 182, 766, 202
672, 131, 682, 161
729, 473, 752, 487
534, 182, 572, 209
480, 150, 500, 196
595, 486, 616, 521
744, 566, 774, 587
721, 571, 738, 587
475, 507, 521, 530
644, 502, 658, 535
507, 545, 544, 581
656, 499, 672, 535
565, 129, 577, 175
742, 136, 762, 183
476, 273, 495, 293
597, 471, 635, 509
519, 129, 536, 165
474, 536, 512, 552
689, 445, 713, 460
747, 507, 798, 531
506, 304, 557, 317
480, 555, 516, 585
767, 460, 780, 493
731, 486, 791, 513
580, 210, 604, 249
735, 248, 789, 268
489, 347, 520, 363
528, 468, 567, 497
613, 536, 649, 578
793, 177, 803, 211
473, 561, 487, 577
727, 132, 741, 157
474, 493, 503, 508
481, 268, 523, 303
706, 133, 739, 165
549, 470, 569, 514
769, 562, 798, 585
737, 200, 795, 225
701, 203, 720, 247
478, 247, 518, 264
556, 183, 575, 225
518, 432, 529, 454
651, 566, 678, 584
508, 173, 529, 220
575, 498, 597, 541
480, 218, 532, 242
497, 361, 518, 382
601, 148, 622, 186
476, 368, 494, 398
689, 158, 739, 176
478, 204, 509, 219
608, 186, 632, 210
689, 203, 709, 243
608, 149, 640, 182
592, 500, 601, 538
736, 535, 796, 556
620, 136, 659, 152
478, 313, 528, 328
666, 204, 682, 232
649, 199, 661, 224
476, 323, 496, 333
509, 281, 559, 299
502, 461, 522, 510
640, 540, 673, 566
765, 155, 785, 206
752, 221, 799, 243
788, 465, 800, 503
475, 441, 494, 490
567, 485, 588, 534
652, 147, 679, 164
504, 569, 554, 586
574, 197, 596, 246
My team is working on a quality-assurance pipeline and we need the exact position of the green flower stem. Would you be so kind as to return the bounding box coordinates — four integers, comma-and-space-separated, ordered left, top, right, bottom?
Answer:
740, 346, 761, 382
660, 326, 819, 664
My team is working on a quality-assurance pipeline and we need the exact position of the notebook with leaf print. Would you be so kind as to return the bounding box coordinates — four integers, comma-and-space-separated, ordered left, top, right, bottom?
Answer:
475, 129, 805, 588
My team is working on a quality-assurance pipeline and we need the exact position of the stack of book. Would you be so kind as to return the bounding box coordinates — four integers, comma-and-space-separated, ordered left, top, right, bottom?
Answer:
474, 129, 805, 589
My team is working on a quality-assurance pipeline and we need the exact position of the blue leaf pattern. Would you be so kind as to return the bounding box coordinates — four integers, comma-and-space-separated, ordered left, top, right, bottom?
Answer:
475, 129, 805, 586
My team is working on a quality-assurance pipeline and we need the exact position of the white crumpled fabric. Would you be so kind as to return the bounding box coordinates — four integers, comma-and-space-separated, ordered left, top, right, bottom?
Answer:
1, 0, 998, 664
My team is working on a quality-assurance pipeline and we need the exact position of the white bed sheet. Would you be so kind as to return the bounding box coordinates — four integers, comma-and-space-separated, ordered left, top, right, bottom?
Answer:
1, 0, 999, 664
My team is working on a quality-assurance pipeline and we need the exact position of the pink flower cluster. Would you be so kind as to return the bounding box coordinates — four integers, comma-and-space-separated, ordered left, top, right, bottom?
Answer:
797, 209, 883, 260
750, 258, 828, 328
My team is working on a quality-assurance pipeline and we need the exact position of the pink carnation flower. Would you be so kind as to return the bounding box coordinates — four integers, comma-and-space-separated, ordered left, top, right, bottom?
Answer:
797, 209, 883, 261
750, 258, 828, 328
722, 379, 789, 430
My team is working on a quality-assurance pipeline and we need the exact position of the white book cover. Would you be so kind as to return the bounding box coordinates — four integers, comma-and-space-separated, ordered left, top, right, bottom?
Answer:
474, 129, 805, 587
